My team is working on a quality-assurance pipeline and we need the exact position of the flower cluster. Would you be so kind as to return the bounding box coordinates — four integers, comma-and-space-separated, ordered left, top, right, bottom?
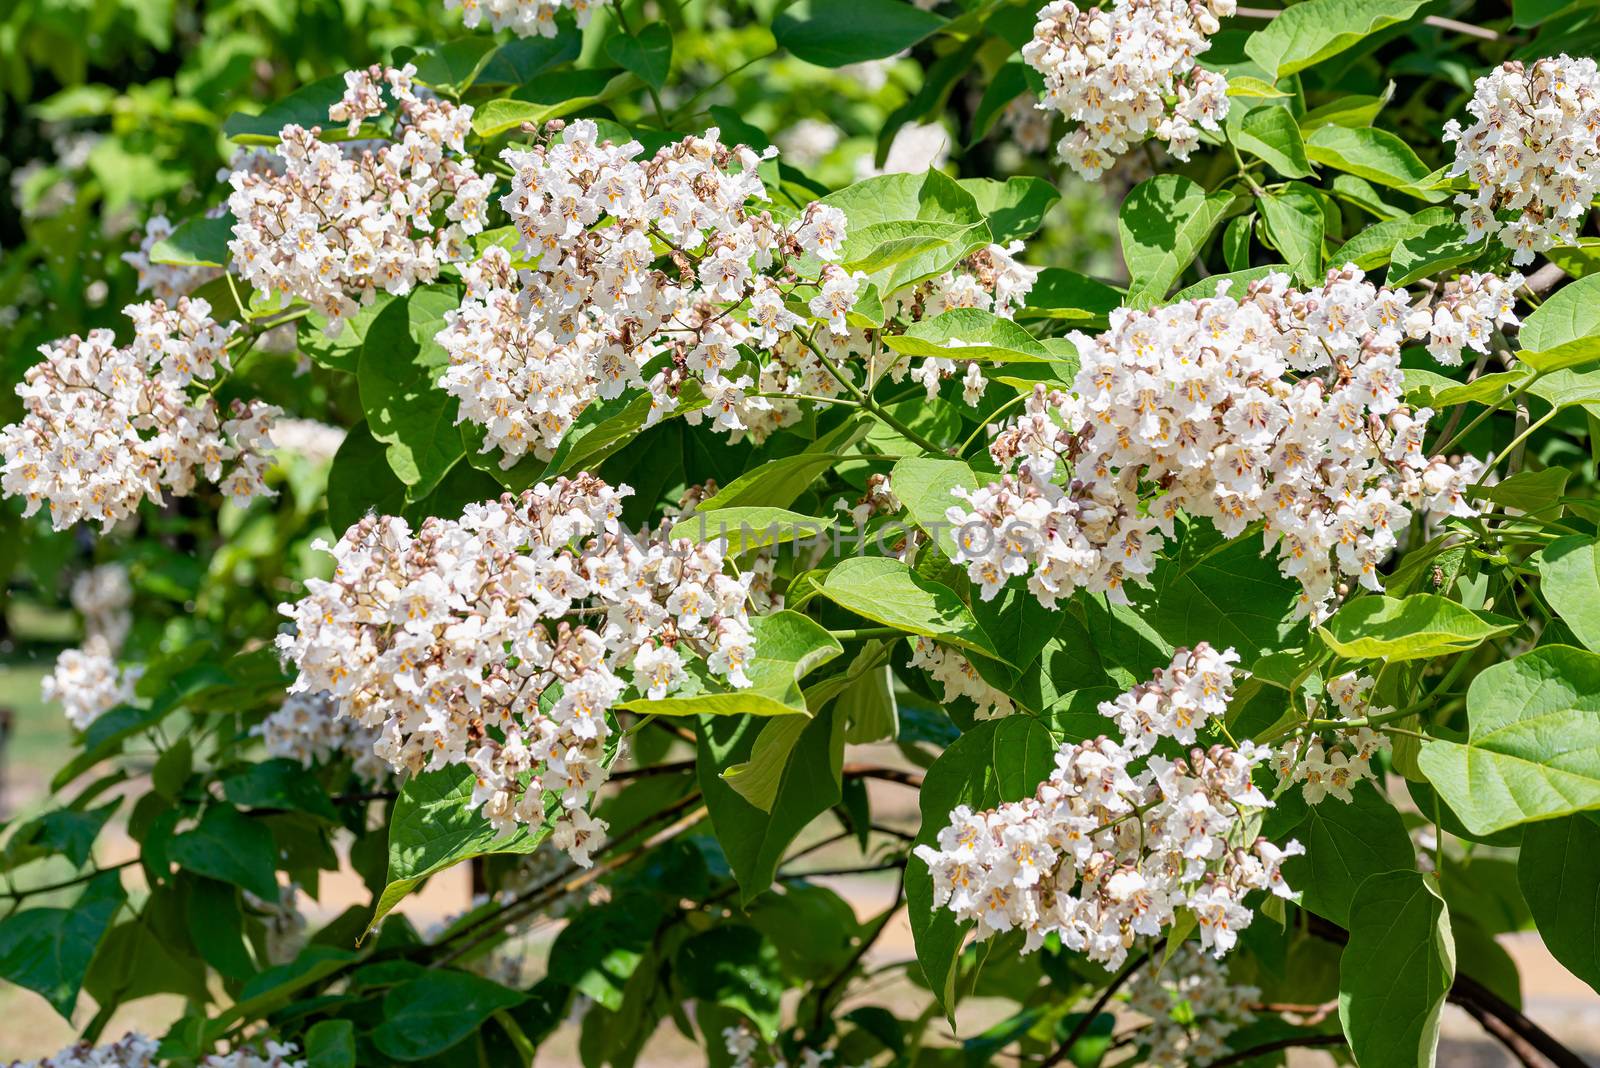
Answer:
1022, 0, 1234, 179
722, 1025, 868, 1068
8, 1034, 160, 1068
276, 475, 754, 863
227, 64, 492, 331
1446, 55, 1600, 264
269, 419, 347, 466
71, 563, 133, 651
1273, 671, 1391, 804
437, 121, 858, 463
0, 297, 280, 530
9, 1038, 303, 1068
1124, 944, 1261, 1067
244, 882, 309, 965
41, 562, 140, 730
1405, 270, 1523, 366
444, 0, 591, 37
883, 242, 1041, 400
253, 690, 388, 783
42, 643, 141, 730
947, 267, 1498, 620
123, 214, 223, 301
916, 646, 1300, 967
909, 637, 1014, 720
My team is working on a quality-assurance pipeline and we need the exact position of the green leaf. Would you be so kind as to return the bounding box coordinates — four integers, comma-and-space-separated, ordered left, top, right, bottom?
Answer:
883, 308, 1050, 363
1305, 125, 1435, 192
1317, 593, 1518, 662
373, 970, 525, 1060
1258, 183, 1327, 286
838, 662, 899, 744
222, 75, 348, 144
147, 212, 235, 268
1403, 366, 1532, 409
669, 507, 835, 555
605, 22, 673, 92
1535, 537, 1600, 651
698, 704, 845, 901
1418, 645, 1600, 835
1520, 274, 1600, 355
1520, 338, 1600, 375
1282, 782, 1416, 926
1119, 175, 1237, 308
773, 0, 947, 67
406, 36, 498, 92
908, 717, 1057, 1012
617, 610, 843, 718
821, 170, 983, 231
958, 176, 1060, 244
0, 871, 125, 1018
221, 758, 339, 822
1019, 267, 1123, 323
305, 1019, 357, 1068
722, 715, 810, 812
1230, 105, 1311, 178
371, 765, 559, 932
1337, 871, 1454, 1068
1300, 90, 1393, 131
1227, 75, 1292, 99
818, 556, 1001, 660
6, 802, 119, 870
168, 805, 281, 902
1471, 467, 1569, 514
1244, 0, 1429, 78
675, 926, 784, 1041
1170, 264, 1286, 302
840, 219, 992, 294
695, 420, 867, 511
1128, 531, 1303, 663
326, 420, 407, 534
358, 285, 466, 500
892, 456, 980, 560
477, 31, 582, 85
1387, 219, 1488, 288
968, 61, 1030, 147
1517, 813, 1600, 995
1333, 207, 1454, 271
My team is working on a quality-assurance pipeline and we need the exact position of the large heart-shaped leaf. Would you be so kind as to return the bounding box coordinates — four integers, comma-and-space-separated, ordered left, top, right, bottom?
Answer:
1418, 645, 1600, 834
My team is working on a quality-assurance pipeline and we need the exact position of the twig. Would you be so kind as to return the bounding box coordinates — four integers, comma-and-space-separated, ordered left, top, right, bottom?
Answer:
1232, 6, 1499, 40
0, 857, 138, 901
1205, 1033, 1347, 1067
808, 867, 906, 1039
1039, 944, 1158, 1067
842, 764, 924, 788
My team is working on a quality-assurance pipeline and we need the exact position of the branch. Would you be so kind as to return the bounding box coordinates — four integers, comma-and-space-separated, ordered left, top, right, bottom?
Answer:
1305, 914, 1589, 1068
1039, 944, 1158, 1068
842, 764, 924, 789
1523, 262, 1567, 298
808, 867, 906, 1039
1232, 5, 1499, 39
1205, 1033, 1347, 1067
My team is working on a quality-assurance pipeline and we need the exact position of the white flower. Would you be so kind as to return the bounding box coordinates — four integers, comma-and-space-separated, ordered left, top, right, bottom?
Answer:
915, 646, 1299, 969
442, 0, 592, 37
276, 475, 754, 864
43, 635, 142, 731
227, 65, 488, 332
909, 637, 1013, 720
945, 265, 1496, 621
1447, 55, 1600, 265
0, 298, 279, 530
436, 126, 857, 461
1022, 0, 1233, 179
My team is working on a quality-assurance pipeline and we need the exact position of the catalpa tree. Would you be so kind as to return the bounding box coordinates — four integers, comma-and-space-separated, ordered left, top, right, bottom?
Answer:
2, 0, 1599, 1066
